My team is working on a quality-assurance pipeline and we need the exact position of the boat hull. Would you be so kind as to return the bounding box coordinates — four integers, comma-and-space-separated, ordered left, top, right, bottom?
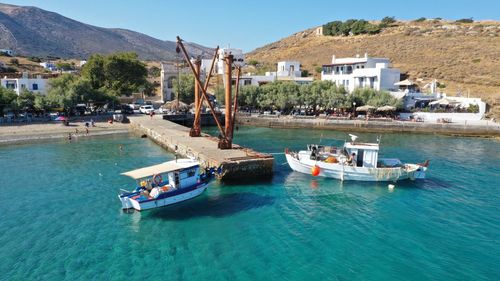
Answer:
119, 184, 208, 211
286, 153, 425, 182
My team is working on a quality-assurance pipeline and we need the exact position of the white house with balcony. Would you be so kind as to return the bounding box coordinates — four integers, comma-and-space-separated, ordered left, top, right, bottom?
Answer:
1, 73, 48, 95
321, 53, 400, 92
233, 60, 313, 86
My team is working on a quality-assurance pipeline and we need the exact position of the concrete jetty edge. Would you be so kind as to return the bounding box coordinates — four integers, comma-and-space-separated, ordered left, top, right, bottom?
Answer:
236, 116, 500, 138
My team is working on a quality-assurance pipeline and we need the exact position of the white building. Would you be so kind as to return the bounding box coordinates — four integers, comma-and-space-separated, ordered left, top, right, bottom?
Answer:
217, 48, 245, 75
0, 49, 14, 56
1, 73, 48, 95
321, 53, 400, 92
160, 63, 191, 102
40, 62, 57, 71
276, 61, 302, 77
79, 60, 87, 67
234, 60, 313, 86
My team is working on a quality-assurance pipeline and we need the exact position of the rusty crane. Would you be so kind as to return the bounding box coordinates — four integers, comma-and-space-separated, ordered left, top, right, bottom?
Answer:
176, 36, 241, 149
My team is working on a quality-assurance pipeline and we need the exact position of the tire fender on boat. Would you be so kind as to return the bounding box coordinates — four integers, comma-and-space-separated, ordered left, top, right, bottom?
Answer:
153, 174, 163, 186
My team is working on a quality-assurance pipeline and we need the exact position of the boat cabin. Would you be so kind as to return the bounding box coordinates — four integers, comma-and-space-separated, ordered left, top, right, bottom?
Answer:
344, 142, 379, 168
121, 159, 200, 191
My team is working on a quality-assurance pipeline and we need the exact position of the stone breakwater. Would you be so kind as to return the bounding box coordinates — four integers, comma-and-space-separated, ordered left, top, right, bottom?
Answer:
129, 116, 274, 180
236, 116, 500, 138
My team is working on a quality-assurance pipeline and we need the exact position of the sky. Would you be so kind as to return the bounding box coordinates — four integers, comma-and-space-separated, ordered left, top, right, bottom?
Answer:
2, 0, 499, 52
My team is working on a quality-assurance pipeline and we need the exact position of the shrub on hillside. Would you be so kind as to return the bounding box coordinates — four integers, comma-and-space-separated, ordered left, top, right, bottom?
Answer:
322, 19, 381, 36
456, 18, 474, 23
28, 56, 42, 63
413, 17, 426, 22
379, 16, 396, 28
247, 59, 259, 66
9, 58, 19, 66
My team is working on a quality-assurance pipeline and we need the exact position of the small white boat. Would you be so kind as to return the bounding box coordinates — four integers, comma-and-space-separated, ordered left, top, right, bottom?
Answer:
118, 159, 216, 211
285, 134, 429, 182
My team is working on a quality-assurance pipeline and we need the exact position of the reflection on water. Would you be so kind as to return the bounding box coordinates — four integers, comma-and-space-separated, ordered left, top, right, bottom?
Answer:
149, 192, 275, 221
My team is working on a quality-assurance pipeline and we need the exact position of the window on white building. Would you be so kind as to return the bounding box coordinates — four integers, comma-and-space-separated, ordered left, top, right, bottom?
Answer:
5, 81, 16, 89
322, 66, 333, 74
32, 83, 38, 90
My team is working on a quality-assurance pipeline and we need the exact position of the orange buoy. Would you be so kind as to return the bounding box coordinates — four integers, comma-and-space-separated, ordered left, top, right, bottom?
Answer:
311, 165, 320, 176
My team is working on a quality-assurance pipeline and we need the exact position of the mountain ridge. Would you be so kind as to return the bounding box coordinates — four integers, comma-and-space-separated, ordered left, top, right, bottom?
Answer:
0, 3, 211, 60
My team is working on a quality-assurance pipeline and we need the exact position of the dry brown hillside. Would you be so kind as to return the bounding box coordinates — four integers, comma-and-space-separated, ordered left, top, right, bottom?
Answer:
247, 20, 500, 118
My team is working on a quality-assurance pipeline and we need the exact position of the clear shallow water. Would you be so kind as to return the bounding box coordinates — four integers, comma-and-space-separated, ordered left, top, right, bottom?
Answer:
0, 128, 499, 281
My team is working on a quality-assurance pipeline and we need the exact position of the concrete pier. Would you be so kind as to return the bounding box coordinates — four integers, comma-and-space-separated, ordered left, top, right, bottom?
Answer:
129, 116, 274, 180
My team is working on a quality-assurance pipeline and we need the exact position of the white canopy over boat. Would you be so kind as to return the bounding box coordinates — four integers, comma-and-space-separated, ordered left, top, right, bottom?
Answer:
121, 159, 198, 180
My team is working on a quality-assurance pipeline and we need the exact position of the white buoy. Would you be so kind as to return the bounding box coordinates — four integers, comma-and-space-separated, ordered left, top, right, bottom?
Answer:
388, 184, 395, 190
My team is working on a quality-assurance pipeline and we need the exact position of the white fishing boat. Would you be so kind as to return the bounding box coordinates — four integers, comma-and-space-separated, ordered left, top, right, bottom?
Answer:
118, 158, 216, 211
285, 134, 429, 182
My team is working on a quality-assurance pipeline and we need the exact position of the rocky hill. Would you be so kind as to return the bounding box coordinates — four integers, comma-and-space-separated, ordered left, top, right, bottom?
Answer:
0, 3, 211, 60
247, 20, 500, 117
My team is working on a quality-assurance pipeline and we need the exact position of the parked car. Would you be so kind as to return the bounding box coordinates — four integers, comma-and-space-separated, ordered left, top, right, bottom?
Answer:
129, 102, 143, 110
139, 105, 154, 114
119, 104, 134, 115
73, 104, 87, 116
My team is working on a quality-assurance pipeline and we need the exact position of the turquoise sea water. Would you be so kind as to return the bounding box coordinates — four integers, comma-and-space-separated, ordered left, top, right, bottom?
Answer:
0, 128, 499, 281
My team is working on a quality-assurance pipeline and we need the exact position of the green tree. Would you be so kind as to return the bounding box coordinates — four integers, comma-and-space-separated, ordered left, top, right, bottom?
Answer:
102, 52, 148, 97
172, 73, 195, 103
239, 85, 260, 107
0, 87, 17, 115
46, 74, 78, 110
34, 94, 50, 111
351, 20, 370, 35
323, 21, 342, 36
15, 89, 35, 111
81, 54, 105, 89
340, 19, 357, 36
56, 62, 73, 71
